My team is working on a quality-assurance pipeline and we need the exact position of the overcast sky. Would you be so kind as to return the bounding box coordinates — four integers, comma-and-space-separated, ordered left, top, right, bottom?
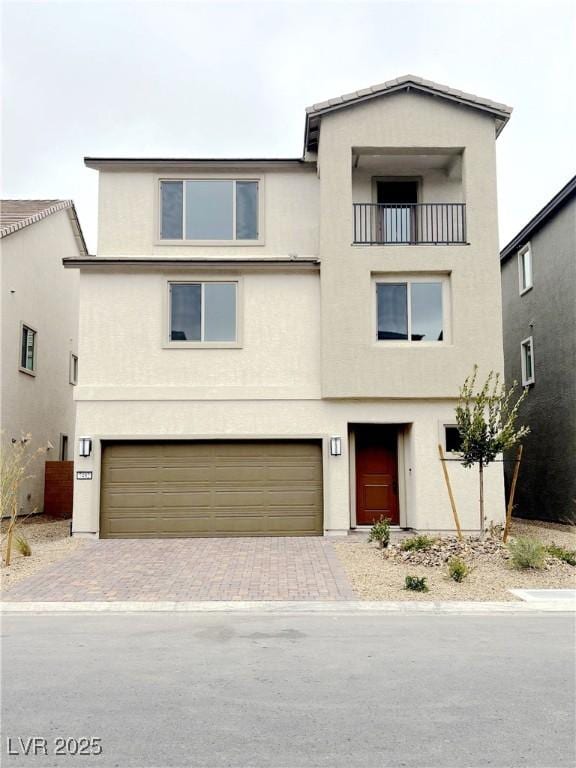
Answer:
2, 0, 574, 253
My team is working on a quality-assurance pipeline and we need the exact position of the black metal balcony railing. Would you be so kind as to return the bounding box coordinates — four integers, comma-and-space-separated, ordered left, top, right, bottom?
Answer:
353, 203, 467, 245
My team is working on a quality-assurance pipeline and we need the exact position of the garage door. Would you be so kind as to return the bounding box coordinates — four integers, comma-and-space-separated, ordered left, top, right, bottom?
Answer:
100, 441, 323, 538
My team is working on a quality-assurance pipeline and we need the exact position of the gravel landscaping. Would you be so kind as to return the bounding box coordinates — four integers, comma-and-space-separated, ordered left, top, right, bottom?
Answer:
333, 519, 576, 601
1, 515, 83, 589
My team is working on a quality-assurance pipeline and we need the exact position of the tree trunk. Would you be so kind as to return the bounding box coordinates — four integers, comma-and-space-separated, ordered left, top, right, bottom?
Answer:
479, 461, 485, 536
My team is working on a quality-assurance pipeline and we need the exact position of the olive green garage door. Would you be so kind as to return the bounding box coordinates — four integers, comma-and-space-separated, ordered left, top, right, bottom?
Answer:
100, 441, 323, 538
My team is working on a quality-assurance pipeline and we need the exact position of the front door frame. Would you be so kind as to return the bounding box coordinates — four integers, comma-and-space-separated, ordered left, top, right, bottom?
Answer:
349, 423, 409, 529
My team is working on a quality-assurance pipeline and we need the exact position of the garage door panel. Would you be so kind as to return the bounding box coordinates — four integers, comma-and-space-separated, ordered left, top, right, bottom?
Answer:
100, 441, 323, 538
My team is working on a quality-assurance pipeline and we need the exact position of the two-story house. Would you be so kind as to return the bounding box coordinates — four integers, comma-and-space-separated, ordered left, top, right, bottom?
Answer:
500, 175, 576, 525
66, 75, 512, 539
1, 200, 86, 515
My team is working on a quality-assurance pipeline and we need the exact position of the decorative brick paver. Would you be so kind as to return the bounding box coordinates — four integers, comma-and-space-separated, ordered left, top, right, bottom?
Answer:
2, 538, 356, 602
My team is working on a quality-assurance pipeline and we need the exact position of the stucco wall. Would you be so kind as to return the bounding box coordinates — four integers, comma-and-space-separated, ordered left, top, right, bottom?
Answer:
501, 198, 576, 523
1, 210, 79, 514
317, 91, 504, 399
97, 166, 319, 257
76, 269, 321, 399
72, 399, 504, 536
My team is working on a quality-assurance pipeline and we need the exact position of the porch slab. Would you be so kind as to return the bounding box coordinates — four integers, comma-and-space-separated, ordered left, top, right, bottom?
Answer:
1, 537, 356, 602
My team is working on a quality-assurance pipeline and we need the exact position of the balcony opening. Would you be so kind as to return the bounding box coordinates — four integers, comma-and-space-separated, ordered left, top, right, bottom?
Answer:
352, 148, 467, 246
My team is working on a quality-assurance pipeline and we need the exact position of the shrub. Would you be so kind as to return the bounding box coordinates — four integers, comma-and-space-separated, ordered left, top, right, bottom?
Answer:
546, 544, 576, 566
448, 556, 470, 582
14, 533, 31, 557
400, 534, 436, 552
405, 575, 429, 592
368, 516, 391, 549
507, 537, 546, 570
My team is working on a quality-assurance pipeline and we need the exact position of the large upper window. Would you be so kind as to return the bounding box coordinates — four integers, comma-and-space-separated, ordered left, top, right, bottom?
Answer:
169, 282, 237, 343
20, 324, 37, 373
376, 280, 445, 342
160, 180, 259, 241
518, 243, 533, 294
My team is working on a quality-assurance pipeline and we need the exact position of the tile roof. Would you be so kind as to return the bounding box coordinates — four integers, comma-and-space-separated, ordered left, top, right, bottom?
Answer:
0, 199, 75, 238
304, 74, 513, 151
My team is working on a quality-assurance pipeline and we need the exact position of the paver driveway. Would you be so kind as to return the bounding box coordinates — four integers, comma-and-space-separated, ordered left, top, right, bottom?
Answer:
2, 538, 355, 602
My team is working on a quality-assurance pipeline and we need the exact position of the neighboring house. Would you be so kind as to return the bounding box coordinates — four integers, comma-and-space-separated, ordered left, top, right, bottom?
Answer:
500, 176, 576, 525
66, 75, 512, 539
0, 200, 86, 515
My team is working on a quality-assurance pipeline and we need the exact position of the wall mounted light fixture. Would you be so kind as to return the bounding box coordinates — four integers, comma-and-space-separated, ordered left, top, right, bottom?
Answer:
78, 437, 92, 458
329, 436, 342, 456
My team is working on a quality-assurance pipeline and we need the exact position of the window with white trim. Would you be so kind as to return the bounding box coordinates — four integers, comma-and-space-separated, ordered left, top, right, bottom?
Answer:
444, 425, 463, 454
518, 244, 533, 294
69, 353, 78, 385
160, 180, 259, 241
375, 279, 447, 342
169, 282, 237, 343
20, 324, 36, 373
521, 336, 535, 385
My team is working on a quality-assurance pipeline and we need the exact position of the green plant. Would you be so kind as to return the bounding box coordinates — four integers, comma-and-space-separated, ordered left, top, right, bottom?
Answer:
455, 367, 530, 533
546, 544, 576, 566
400, 534, 436, 552
368, 516, 391, 549
405, 575, 429, 592
448, 556, 470, 582
1, 433, 45, 565
14, 534, 31, 557
508, 537, 547, 570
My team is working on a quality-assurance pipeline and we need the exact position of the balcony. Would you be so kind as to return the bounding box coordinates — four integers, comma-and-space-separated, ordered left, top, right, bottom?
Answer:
353, 202, 467, 245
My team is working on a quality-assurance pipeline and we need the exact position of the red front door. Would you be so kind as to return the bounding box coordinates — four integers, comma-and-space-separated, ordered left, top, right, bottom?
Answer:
355, 426, 400, 526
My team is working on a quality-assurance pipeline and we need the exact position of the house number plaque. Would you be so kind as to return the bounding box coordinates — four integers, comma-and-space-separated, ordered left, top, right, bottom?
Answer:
76, 471, 93, 480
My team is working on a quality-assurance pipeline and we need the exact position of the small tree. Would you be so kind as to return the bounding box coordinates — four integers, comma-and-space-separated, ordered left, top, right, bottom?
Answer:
455, 366, 529, 534
1, 433, 45, 565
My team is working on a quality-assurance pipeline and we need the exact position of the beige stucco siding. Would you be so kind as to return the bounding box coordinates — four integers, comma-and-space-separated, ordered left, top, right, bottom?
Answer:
1, 211, 79, 513
76, 269, 321, 397
318, 91, 504, 398
97, 167, 319, 257
72, 399, 504, 536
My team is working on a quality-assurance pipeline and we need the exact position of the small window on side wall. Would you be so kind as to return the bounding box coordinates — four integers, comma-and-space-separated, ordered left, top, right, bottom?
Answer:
20, 324, 37, 374
69, 353, 78, 385
444, 426, 463, 454
521, 337, 535, 385
518, 244, 533, 294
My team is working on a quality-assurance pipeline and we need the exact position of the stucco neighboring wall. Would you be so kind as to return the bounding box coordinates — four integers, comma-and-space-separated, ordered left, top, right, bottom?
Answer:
97, 167, 319, 257
317, 91, 504, 399
501, 198, 576, 523
1, 210, 80, 514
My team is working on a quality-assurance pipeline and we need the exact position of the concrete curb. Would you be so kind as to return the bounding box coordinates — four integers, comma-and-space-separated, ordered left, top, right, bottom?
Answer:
1, 600, 575, 614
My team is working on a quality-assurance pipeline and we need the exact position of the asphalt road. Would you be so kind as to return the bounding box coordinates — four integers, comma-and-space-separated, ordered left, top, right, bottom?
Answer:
1, 612, 574, 768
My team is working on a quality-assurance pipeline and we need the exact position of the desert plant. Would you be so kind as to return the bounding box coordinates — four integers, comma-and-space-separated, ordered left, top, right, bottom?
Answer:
368, 516, 391, 549
546, 544, 576, 566
405, 575, 429, 592
448, 556, 470, 582
1, 433, 45, 565
507, 537, 547, 570
400, 534, 436, 552
14, 533, 31, 557
455, 366, 530, 534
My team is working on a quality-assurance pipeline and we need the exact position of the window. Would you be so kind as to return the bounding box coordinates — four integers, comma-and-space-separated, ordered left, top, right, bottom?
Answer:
160, 180, 259, 241
521, 336, 535, 385
518, 244, 533, 294
169, 282, 237, 343
20, 324, 36, 373
59, 434, 68, 461
444, 425, 463, 453
376, 280, 445, 342
69, 353, 78, 385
